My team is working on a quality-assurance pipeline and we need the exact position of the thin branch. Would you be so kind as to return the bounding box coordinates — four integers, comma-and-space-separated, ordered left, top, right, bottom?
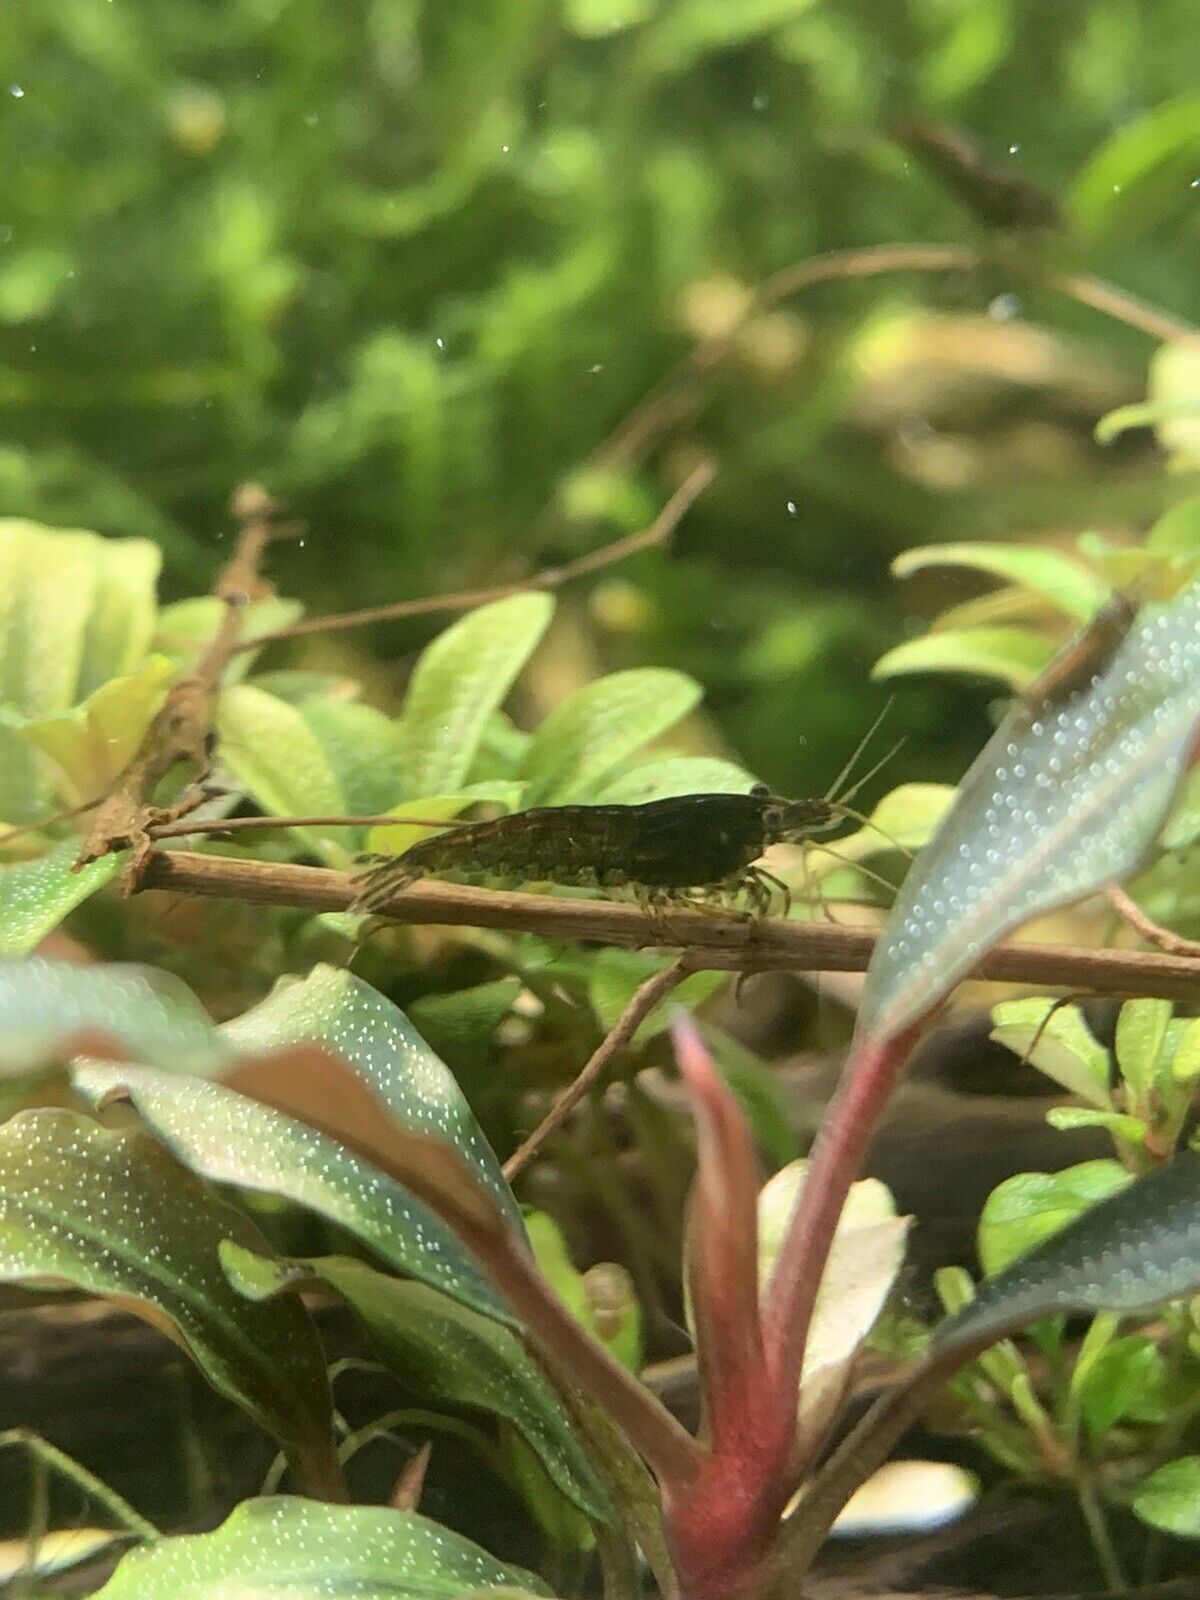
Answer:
232, 459, 716, 652
75, 485, 300, 877
1105, 884, 1200, 959
585, 243, 1195, 485
504, 957, 691, 1182
133, 849, 1200, 1001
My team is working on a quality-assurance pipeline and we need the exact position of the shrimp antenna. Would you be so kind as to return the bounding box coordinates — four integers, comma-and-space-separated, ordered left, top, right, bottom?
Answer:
822, 698, 903, 810
819, 799, 914, 861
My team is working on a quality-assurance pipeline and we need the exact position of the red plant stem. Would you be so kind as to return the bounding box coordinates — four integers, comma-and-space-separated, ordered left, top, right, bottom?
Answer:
761, 1021, 924, 1401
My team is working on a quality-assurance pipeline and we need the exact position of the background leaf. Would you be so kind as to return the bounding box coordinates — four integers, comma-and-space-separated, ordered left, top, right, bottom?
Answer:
872, 626, 1055, 690
399, 596, 553, 797
90, 1498, 548, 1599
977, 1161, 1131, 1275
892, 544, 1109, 620
215, 684, 347, 861
518, 669, 702, 805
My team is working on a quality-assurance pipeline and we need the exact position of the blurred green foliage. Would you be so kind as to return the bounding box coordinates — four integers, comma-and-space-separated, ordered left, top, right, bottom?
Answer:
4, 0, 1200, 795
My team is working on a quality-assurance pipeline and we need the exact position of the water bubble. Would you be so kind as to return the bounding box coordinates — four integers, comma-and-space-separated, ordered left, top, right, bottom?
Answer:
752, 93, 769, 112
9, 85, 24, 98
435, 337, 444, 349
988, 293, 1021, 321
304, 112, 318, 127
1008, 143, 1020, 154
786, 500, 797, 515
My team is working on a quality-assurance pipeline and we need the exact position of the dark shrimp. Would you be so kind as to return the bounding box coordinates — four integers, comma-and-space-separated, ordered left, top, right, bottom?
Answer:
351, 787, 835, 915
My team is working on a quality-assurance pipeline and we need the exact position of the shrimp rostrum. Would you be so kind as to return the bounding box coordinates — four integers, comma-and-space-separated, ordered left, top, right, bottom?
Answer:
351, 786, 839, 917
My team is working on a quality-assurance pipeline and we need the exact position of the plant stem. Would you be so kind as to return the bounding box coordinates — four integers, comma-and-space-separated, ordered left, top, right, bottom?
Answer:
504, 958, 691, 1181
1076, 1471, 1129, 1593
0, 1428, 159, 1544
762, 1024, 922, 1397
137, 850, 1200, 1002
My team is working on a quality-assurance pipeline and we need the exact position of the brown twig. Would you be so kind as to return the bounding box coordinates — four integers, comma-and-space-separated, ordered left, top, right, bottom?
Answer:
583, 243, 1196, 488
231, 459, 716, 652
1105, 884, 1200, 959
74, 486, 300, 880
503, 957, 692, 1182
132, 849, 1200, 1002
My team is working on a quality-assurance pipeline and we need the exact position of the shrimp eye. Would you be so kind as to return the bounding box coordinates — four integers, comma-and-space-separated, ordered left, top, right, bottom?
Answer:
750, 782, 770, 797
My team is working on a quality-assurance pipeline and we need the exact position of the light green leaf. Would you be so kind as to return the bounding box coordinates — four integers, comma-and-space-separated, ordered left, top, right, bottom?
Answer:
872, 627, 1054, 690
519, 669, 702, 805
1146, 493, 1200, 557
892, 544, 1108, 621
0, 523, 162, 823
0, 841, 124, 956
0, 521, 159, 713
759, 1162, 907, 1452
399, 596, 553, 796
15, 655, 174, 807
224, 1248, 611, 1521
990, 998, 1111, 1107
815, 783, 956, 866
1115, 997, 1175, 1099
1045, 1107, 1147, 1144
592, 756, 757, 805
90, 1498, 547, 1598
1172, 1018, 1200, 1083
524, 1210, 642, 1373
1133, 1457, 1200, 1538
978, 1161, 1131, 1275
0, 1112, 335, 1482
1145, 340, 1200, 469
860, 581, 1200, 1042
216, 684, 347, 861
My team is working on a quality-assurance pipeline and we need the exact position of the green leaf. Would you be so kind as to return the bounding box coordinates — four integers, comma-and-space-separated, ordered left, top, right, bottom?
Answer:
399, 596, 553, 797
524, 1210, 642, 1373
408, 979, 522, 1073
592, 756, 757, 805
215, 684, 347, 862
1075, 1335, 1165, 1436
872, 627, 1055, 690
519, 669, 702, 805
75, 965, 519, 1316
944, 1151, 1200, 1355
860, 581, 1200, 1041
1172, 1017, 1200, 1083
1115, 997, 1175, 1099
299, 697, 406, 828
1070, 97, 1200, 243
0, 841, 124, 956
990, 998, 1111, 1107
224, 1247, 611, 1521
90, 1497, 547, 1598
1146, 493, 1200, 558
587, 949, 724, 1039
0, 956, 234, 1075
15, 655, 174, 807
978, 1161, 1131, 1275
1133, 1457, 1200, 1538
0, 1112, 335, 1482
892, 544, 1109, 621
